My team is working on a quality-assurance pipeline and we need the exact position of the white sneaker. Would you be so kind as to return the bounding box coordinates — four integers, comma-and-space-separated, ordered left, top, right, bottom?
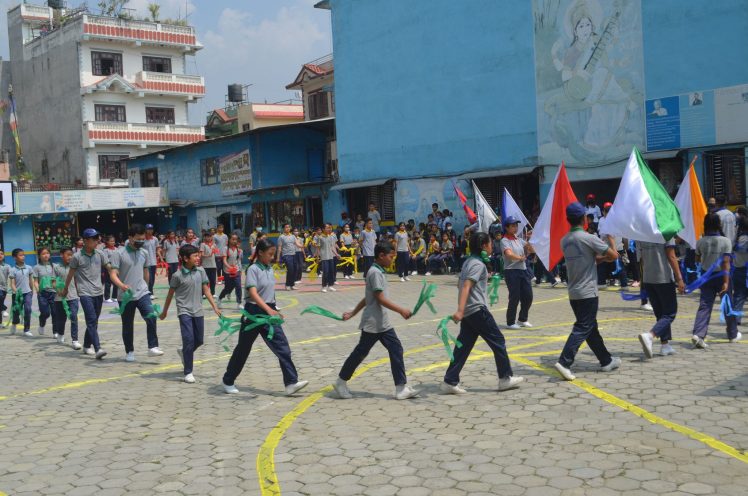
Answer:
439, 382, 467, 394
38, 326, 45, 336
285, 286, 293, 291
53, 332, 59, 341
641, 303, 653, 311
184, 373, 195, 384
400, 277, 406, 282
95, 349, 108, 360
56, 334, 65, 345
217, 299, 223, 309
601, 356, 621, 372
71, 341, 82, 350
405, 277, 411, 281
235, 303, 243, 310
9, 324, 16, 334
518, 321, 533, 328
660, 343, 676, 356
24, 331, 33, 337
333, 378, 353, 399
394, 384, 419, 400
125, 352, 135, 362
344, 275, 350, 280
104, 298, 114, 303
638, 332, 654, 359
730, 331, 743, 343
692, 335, 708, 349
498, 376, 524, 391
321, 287, 328, 293
176, 348, 184, 366
290, 285, 297, 291
223, 382, 239, 394
410, 271, 417, 276
348, 275, 355, 279
425, 272, 432, 276
295, 280, 303, 285
2, 310, 8, 317
328, 286, 337, 292
506, 324, 521, 330
148, 347, 164, 357
554, 362, 575, 381
83, 347, 95, 356
285, 380, 309, 396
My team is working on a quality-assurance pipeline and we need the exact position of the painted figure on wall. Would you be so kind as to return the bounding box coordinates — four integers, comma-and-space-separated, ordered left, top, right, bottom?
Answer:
535, 0, 644, 165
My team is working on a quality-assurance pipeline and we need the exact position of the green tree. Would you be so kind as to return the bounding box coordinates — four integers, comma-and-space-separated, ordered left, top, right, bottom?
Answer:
147, 3, 160, 22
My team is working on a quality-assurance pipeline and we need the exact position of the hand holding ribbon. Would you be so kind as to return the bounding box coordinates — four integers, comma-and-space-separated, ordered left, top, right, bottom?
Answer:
214, 310, 284, 350
145, 304, 162, 320
109, 289, 134, 315
436, 316, 463, 362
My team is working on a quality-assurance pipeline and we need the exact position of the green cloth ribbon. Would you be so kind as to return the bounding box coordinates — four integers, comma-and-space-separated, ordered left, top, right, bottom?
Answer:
412, 281, 438, 315
109, 289, 134, 315
39, 275, 55, 292
12, 290, 23, 316
214, 310, 284, 350
436, 316, 463, 362
300, 305, 344, 321
145, 304, 162, 320
489, 274, 501, 306
61, 299, 71, 319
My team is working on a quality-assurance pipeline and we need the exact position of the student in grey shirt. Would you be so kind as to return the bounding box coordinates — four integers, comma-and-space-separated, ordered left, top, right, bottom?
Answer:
361, 219, 378, 276
339, 225, 356, 280
53, 247, 80, 347
108, 224, 163, 361
367, 203, 381, 233
691, 213, 739, 348
732, 217, 748, 324
636, 240, 684, 359
276, 224, 303, 290
555, 202, 620, 381
144, 224, 159, 296
394, 223, 410, 281
162, 232, 180, 282
334, 242, 418, 400
9, 248, 34, 336
32, 247, 57, 336
715, 195, 736, 243
318, 224, 339, 292
500, 217, 534, 329
0, 251, 10, 321
160, 243, 220, 383
213, 224, 229, 283
442, 232, 524, 394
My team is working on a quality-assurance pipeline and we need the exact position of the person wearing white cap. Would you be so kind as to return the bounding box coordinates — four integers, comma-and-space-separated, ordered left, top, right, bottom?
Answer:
501, 216, 534, 329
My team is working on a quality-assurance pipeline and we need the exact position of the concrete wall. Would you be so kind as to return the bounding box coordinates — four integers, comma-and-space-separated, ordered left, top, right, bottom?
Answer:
0, 59, 12, 166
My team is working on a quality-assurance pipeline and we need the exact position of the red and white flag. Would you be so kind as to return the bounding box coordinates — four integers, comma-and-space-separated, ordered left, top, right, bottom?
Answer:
530, 163, 578, 271
453, 181, 477, 225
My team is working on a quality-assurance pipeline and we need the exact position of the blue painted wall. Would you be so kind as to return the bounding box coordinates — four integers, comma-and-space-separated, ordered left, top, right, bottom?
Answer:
329, 0, 538, 182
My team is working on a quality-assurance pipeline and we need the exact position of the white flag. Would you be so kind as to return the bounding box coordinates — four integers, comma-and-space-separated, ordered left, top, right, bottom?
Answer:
502, 188, 531, 230
472, 181, 497, 233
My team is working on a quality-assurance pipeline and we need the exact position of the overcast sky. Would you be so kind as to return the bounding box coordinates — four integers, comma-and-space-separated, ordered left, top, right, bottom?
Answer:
1, 0, 333, 124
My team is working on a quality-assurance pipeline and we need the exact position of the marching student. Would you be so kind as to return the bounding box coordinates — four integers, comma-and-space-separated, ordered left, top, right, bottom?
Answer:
637, 239, 685, 358
9, 248, 34, 337
214, 223, 229, 283
63, 228, 108, 359
52, 247, 80, 346
501, 217, 535, 329
102, 235, 119, 303
200, 231, 218, 297
108, 224, 164, 362
294, 228, 305, 285
691, 213, 740, 348
181, 228, 200, 248
32, 246, 57, 336
0, 251, 9, 327
733, 216, 748, 321
160, 244, 221, 383
554, 203, 620, 381
276, 224, 303, 291
144, 224, 159, 298
360, 219, 377, 276
162, 231, 180, 283
395, 222, 410, 282
340, 224, 356, 280
333, 242, 419, 400
222, 238, 308, 396
441, 232, 524, 394
319, 223, 339, 293
218, 234, 243, 310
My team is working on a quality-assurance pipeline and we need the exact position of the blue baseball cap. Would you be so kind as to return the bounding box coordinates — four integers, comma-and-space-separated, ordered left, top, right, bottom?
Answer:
82, 228, 99, 239
145, 224, 154, 230
504, 216, 521, 225
566, 202, 586, 217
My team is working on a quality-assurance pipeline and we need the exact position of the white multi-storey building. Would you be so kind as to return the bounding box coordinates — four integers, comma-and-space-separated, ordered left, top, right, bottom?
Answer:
7, 3, 205, 187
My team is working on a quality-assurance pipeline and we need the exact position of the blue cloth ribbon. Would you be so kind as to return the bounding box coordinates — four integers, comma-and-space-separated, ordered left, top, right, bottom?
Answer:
620, 290, 648, 301
720, 294, 743, 324
684, 255, 732, 294
611, 259, 622, 276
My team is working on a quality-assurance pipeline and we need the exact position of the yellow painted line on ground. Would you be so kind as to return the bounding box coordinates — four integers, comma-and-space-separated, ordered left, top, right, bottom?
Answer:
510, 355, 748, 465
256, 338, 554, 496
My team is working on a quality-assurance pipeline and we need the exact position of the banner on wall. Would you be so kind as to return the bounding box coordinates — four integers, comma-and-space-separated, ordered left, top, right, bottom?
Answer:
16, 187, 169, 215
219, 150, 252, 195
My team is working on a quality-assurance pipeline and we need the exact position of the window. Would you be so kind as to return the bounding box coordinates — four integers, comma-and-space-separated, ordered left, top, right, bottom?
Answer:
94, 104, 126, 122
146, 107, 175, 124
200, 157, 220, 185
98, 155, 128, 180
242, 123, 251, 132
268, 200, 305, 232
91, 51, 123, 76
347, 182, 396, 224
308, 91, 329, 120
140, 168, 159, 187
706, 148, 746, 205
142, 56, 171, 73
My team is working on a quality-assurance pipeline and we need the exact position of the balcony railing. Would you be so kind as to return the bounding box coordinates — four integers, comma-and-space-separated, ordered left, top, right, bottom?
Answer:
85, 121, 204, 146
82, 14, 201, 49
135, 71, 205, 97
20, 4, 51, 21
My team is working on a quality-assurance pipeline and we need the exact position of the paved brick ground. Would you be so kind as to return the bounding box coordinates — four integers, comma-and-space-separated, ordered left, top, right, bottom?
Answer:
1, 272, 747, 495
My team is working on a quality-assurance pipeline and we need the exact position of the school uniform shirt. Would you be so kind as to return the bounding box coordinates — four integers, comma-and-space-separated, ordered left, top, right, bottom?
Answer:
162, 240, 180, 264
361, 229, 377, 257
359, 263, 391, 333
717, 208, 737, 243
395, 231, 409, 252
441, 240, 454, 253
585, 204, 602, 223
9, 264, 33, 294
32, 263, 56, 293
459, 256, 489, 317
143, 236, 159, 267
278, 234, 298, 258
181, 237, 200, 248
200, 242, 217, 269
561, 228, 611, 300
245, 262, 275, 304
214, 233, 229, 257
734, 233, 748, 268
54, 264, 78, 301
0, 263, 10, 291
368, 210, 381, 232
69, 249, 108, 297
169, 266, 209, 317
103, 246, 118, 264
225, 247, 243, 268
411, 238, 426, 255
340, 233, 353, 246
318, 234, 337, 261
108, 246, 150, 302
500, 236, 527, 270
637, 241, 675, 284
696, 235, 733, 271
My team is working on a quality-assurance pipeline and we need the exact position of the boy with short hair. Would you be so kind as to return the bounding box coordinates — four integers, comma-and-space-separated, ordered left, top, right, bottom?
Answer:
53, 247, 80, 347
333, 242, 419, 400
9, 248, 33, 337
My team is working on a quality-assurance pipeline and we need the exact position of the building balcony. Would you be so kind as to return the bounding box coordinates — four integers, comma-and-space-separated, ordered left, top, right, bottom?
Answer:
82, 14, 202, 51
20, 4, 52, 22
135, 71, 205, 98
85, 121, 204, 148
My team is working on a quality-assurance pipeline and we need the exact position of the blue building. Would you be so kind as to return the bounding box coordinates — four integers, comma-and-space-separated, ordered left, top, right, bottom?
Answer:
318, 0, 748, 225
126, 118, 343, 235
